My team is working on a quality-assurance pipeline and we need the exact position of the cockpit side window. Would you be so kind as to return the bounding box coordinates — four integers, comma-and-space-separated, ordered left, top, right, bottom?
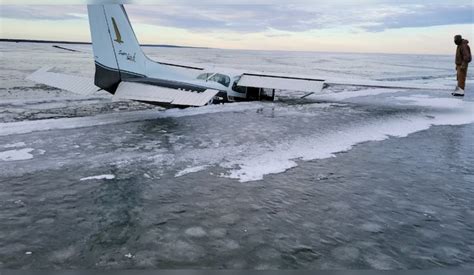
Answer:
232, 76, 246, 93
197, 73, 212, 80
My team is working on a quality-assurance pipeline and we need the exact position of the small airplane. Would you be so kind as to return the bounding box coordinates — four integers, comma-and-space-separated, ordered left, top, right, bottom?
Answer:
27, 4, 449, 108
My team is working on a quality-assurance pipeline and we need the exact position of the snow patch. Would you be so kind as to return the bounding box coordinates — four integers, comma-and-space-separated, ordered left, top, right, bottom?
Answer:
185, 227, 207, 237
222, 97, 474, 182
0, 148, 34, 161
79, 174, 115, 181
175, 165, 209, 177
395, 95, 467, 109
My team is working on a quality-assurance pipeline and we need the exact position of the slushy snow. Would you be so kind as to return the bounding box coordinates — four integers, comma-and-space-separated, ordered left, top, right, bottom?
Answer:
2, 142, 26, 148
0, 148, 34, 161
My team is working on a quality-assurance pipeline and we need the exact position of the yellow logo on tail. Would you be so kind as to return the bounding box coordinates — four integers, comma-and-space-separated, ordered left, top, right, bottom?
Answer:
111, 17, 123, 44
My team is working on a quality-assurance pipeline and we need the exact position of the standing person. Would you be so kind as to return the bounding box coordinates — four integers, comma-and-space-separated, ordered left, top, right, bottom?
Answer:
453, 35, 471, 96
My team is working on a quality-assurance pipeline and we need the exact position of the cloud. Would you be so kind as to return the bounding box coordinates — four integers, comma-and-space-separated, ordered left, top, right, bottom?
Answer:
126, 3, 473, 33
0, 5, 87, 20
361, 5, 474, 32
1, 2, 472, 33
125, 5, 325, 32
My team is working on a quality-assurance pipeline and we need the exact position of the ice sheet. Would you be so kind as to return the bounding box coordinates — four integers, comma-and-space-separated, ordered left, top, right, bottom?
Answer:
0, 102, 263, 137
313, 88, 404, 100
1, 41, 473, 182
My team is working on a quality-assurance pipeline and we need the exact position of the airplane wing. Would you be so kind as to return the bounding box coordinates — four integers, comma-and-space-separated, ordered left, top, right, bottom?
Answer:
237, 73, 326, 93
324, 78, 450, 91
234, 72, 450, 98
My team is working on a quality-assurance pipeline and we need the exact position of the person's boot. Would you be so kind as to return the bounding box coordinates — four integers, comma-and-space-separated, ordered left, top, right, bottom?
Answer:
452, 86, 465, 97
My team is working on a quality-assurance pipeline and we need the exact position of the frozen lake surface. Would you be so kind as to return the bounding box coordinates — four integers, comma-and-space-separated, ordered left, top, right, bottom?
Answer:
0, 42, 473, 269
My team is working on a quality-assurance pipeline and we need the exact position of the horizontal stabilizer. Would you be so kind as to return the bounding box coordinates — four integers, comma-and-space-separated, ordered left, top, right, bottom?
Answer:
52, 45, 89, 53
114, 82, 219, 107
238, 73, 325, 93
26, 67, 98, 95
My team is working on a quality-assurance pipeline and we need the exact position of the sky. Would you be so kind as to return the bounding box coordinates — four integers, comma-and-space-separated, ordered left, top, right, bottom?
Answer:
1, 1, 473, 54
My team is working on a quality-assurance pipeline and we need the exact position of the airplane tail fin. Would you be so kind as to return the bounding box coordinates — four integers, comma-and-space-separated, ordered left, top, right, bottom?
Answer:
88, 4, 147, 93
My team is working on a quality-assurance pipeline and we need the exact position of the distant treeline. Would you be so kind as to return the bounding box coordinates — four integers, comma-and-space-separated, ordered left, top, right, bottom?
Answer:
0, 38, 91, 45
0, 38, 207, 49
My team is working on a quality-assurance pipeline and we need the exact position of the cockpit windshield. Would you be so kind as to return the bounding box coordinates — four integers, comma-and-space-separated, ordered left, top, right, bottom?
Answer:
209, 74, 231, 87
196, 73, 231, 87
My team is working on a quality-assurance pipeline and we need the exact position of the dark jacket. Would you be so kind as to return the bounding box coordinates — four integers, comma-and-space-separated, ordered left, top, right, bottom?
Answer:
456, 39, 471, 67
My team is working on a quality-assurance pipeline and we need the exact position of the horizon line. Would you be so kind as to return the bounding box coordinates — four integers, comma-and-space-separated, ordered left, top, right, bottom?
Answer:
0, 38, 452, 56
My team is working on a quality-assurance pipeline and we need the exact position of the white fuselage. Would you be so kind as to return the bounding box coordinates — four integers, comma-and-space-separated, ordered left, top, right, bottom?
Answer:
192, 71, 248, 101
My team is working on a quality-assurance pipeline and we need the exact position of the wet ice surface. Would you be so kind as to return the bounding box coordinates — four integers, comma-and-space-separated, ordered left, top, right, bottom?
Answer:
0, 42, 473, 269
